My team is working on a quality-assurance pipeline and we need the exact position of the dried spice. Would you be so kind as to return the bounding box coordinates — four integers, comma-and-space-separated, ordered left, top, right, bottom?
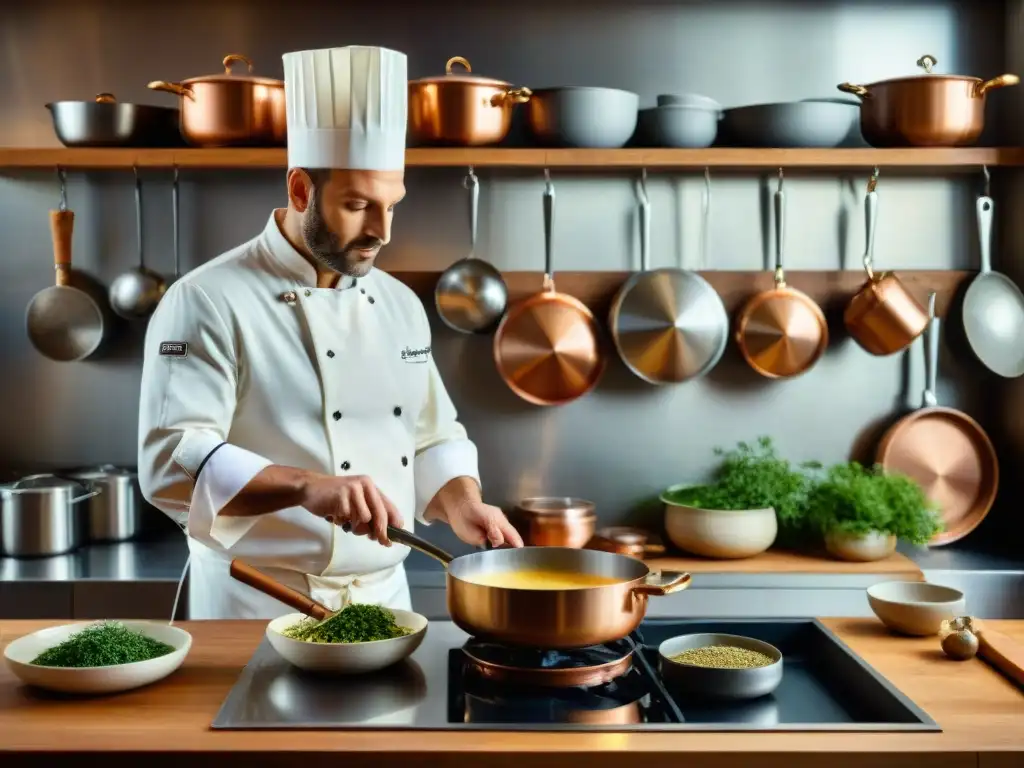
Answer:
282, 603, 411, 644
669, 645, 775, 669
31, 622, 175, 668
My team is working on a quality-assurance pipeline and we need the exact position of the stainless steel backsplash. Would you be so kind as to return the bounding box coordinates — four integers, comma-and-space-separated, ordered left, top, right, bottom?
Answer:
0, 0, 1019, 557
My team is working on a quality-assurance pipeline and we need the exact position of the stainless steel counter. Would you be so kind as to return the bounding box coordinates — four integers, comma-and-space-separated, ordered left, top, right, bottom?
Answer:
1, 536, 1022, 620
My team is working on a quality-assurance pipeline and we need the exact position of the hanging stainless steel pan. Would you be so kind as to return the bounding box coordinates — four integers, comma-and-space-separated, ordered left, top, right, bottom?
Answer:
26, 173, 105, 362
493, 171, 606, 405
609, 169, 727, 383
346, 523, 691, 649
435, 167, 508, 334
962, 192, 1024, 378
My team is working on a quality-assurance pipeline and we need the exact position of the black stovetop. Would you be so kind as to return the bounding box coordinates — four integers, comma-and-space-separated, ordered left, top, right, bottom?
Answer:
211, 618, 939, 732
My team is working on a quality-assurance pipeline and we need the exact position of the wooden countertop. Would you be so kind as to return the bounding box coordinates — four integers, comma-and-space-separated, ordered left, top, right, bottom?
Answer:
2, 619, 1022, 768
646, 549, 923, 577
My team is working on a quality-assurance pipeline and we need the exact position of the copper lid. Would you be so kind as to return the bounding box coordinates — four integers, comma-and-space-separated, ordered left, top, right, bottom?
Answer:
411, 56, 511, 87
178, 54, 283, 87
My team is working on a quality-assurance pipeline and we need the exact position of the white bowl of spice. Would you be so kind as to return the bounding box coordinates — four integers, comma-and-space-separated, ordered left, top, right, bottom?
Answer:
267, 604, 428, 674
3, 620, 191, 694
658, 632, 783, 700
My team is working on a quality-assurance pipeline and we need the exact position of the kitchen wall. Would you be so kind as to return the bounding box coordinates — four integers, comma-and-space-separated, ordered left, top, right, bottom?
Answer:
0, 0, 1020, 558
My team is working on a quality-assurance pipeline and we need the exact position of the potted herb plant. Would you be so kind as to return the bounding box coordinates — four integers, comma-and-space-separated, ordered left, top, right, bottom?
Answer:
804, 461, 943, 561
660, 438, 814, 558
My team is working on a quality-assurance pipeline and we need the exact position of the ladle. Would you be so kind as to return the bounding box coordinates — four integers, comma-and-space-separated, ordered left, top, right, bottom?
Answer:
108, 167, 166, 319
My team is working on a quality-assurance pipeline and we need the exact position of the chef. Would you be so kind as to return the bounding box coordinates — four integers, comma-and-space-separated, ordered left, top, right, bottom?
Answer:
138, 45, 523, 620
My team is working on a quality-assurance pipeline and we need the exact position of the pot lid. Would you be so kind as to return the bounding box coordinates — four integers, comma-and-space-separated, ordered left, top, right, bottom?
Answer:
177, 54, 284, 87
867, 54, 985, 85
7, 473, 84, 491
411, 56, 511, 86
67, 464, 136, 479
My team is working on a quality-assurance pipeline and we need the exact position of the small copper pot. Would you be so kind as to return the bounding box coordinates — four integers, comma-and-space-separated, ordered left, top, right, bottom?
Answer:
839, 55, 1019, 147
511, 497, 596, 548
844, 174, 927, 356
148, 54, 286, 147
586, 527, 666, 560
408, 56, 531, 146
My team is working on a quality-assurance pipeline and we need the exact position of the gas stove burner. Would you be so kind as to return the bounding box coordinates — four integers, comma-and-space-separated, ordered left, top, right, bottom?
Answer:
461, 638, 634, 688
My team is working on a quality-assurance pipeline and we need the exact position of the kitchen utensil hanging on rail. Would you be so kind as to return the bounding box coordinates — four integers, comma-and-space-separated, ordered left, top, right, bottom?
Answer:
608, 168, 728, 384
735, 168, 828, 378
844, 168, 928, 356
960, 166, 1024, 378
435, 167, 508, 334
342, 522, 691, 649
26, 169, 105, 362
109, 168, 166, 320
876, 293, 999, 546
493, 170, 606, 406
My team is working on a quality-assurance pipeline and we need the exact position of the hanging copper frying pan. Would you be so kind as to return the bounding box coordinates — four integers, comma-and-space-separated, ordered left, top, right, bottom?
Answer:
735, 169, 828, 378
876, 293, 998, 546
493, 171, 605, 406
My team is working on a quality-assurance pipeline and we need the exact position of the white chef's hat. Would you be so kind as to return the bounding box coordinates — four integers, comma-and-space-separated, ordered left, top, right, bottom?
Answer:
282, 46, 408, 171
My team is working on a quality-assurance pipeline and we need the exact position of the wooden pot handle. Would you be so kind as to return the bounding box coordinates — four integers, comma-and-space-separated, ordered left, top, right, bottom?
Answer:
228, 559, 331, 621
49, 210, 74, 287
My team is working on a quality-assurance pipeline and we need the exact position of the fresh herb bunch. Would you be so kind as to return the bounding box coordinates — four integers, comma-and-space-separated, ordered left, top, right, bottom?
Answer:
664, 437, 815, 535
804, 461, 943, 545
31, 621, 175, 668
282, 603, 411, 644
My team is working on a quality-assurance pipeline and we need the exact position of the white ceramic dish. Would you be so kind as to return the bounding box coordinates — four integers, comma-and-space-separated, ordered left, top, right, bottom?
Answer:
826, 530, 897, 562
267, 609, 428, 674
3, 620, 192, 694
662, 484, 777, 559
866, 580, 966, 636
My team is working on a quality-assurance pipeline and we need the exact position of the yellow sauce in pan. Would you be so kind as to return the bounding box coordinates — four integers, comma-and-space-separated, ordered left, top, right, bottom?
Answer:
463, 569, 624, 590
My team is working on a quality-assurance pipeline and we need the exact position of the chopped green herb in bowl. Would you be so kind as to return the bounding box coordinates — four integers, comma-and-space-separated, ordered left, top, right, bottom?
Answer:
281, 604, 412, 644
31, 621, 176, 668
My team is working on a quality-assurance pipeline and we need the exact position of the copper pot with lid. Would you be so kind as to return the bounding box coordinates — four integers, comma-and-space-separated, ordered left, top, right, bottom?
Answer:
511, 497, 596, 548
838, 55, 1019, 147
586, 527, 666, 560
408, 56, 531, 146
148, 54, 286, 147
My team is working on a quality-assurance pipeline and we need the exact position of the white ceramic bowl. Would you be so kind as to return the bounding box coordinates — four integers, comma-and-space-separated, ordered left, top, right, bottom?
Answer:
3, 620, 191, 694
662, 485, 778, 559
825, 530, 897, 562
866, 581, 966, 636
266, 609, 428, 674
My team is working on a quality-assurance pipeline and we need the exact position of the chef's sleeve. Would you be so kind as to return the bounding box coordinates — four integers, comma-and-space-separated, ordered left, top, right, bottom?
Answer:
138, 280, 272, 549
413, 354, 481, 526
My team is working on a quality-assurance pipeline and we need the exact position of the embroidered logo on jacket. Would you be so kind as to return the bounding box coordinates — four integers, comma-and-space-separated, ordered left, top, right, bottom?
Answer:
400, 345, 431, 364
159, 341, 189, 358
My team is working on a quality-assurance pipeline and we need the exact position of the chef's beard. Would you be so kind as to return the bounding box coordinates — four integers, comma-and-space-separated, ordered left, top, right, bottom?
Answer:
302, 193, 383, 278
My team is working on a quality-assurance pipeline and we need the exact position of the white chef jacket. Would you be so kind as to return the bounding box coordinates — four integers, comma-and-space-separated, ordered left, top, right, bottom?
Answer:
138, 211, 480, 619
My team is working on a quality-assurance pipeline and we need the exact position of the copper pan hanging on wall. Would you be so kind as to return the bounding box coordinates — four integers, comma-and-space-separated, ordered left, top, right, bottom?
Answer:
492, 170, 606, 406
735, 168, 828, 378
875, 293, 998, 546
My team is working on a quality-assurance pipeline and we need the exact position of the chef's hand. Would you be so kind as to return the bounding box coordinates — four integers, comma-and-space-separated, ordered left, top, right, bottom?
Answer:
447, 501, 525, 549
300, 474, 403, 546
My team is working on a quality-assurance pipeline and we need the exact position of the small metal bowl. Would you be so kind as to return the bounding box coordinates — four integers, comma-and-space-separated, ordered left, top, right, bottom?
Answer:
658, 632, 783, 701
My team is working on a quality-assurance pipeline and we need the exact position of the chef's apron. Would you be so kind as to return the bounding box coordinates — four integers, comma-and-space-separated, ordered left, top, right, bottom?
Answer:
186, 537, 412, 620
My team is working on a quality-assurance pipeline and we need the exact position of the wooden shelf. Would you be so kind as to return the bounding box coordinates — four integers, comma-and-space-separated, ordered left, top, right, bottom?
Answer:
1, 146, 1023, 171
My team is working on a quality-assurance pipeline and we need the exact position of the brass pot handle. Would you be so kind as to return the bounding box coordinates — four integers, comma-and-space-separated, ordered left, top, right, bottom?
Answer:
633, 570, 691, 596
94, 93, 116, 103
492, 86, 532, 106
837, 82, 868, 98
977, 74, 1020, 97
147, 80, 193, 99
223, 54, 255, 74
446, 56, 471, 75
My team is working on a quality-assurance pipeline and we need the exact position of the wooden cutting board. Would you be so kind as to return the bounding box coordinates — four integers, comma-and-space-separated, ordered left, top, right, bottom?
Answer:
979, 627, 1024, 689
646, 548, 923, 578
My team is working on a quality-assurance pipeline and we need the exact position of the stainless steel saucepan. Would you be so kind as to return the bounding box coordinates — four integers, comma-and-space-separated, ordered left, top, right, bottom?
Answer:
435, 167, 508, 333
349, 523, 691, 648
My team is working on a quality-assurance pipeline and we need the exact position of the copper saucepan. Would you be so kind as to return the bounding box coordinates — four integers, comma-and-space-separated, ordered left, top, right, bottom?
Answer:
844, 171, 928, 356
511, 497, 597, 548
148, 54, 286, 147
493, 171, 606, 405
585, 526, 666, 560
356, 524, 691, 649
408, 56, 531, 146
839, 55, 1018, 147
735, 169, 828, 378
